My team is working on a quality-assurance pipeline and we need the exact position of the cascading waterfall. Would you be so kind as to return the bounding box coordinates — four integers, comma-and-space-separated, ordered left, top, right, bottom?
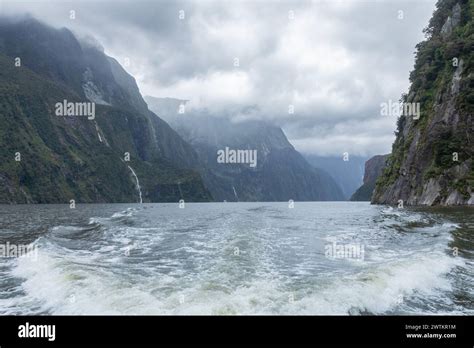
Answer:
232, 186, 238, 201
127, 166, 143, 203
94, 122, 103, 143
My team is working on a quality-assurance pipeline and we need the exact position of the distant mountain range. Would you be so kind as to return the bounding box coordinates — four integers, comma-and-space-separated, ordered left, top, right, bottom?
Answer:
304, 155, 367, 200
145, 97, 345, 201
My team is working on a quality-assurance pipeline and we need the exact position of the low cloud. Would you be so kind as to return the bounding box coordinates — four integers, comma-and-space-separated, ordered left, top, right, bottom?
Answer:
2, 0, 436, 156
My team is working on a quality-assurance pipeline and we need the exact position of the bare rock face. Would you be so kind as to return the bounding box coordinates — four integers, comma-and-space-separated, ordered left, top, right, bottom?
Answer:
418, 179, 442, 206
372, 0, 473, 206
441, 3, 461, 38
364, 155, 389, 184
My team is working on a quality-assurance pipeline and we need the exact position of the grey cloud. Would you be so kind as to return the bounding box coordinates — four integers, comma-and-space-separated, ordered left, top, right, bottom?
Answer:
2, 0, 436, 156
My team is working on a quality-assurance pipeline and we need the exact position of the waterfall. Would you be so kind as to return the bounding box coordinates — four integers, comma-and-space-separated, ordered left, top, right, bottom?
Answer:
94, 122, 103, 143
127, 166, 143, 203
232, 186, 239, 201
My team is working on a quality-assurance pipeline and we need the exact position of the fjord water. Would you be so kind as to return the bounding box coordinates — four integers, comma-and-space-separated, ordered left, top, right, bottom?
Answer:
0, 202, 472, 315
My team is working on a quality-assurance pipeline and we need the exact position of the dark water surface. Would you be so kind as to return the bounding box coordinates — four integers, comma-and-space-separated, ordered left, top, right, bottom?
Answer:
0, 202, 472, 314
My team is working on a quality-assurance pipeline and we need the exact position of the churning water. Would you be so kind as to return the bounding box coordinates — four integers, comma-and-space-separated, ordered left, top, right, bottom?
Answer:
0, 202, 472, 315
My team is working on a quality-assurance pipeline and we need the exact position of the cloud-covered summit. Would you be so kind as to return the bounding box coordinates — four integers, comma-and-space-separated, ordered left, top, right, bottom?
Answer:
2, 0, 436, 156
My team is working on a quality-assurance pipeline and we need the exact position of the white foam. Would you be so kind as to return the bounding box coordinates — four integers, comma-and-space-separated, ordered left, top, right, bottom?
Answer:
7, 242, 464, 315
284, 251, 463, 315
2, 204, 469, 315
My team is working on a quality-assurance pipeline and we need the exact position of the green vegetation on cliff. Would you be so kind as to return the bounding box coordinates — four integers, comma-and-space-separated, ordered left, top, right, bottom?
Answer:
0, 19, 212, 203
373, 0, 473, 205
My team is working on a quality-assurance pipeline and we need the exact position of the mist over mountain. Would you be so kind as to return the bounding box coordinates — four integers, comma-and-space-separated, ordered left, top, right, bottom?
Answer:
145, 96, 345, 201
0, 16, 345, 204
3, 0, 439, 162
304, 155, 367, 200
0, 0, 471, 207
0, 17, 211, 203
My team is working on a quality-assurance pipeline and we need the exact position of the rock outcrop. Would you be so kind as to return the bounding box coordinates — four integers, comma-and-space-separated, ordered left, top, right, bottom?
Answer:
351, 155, 389, 201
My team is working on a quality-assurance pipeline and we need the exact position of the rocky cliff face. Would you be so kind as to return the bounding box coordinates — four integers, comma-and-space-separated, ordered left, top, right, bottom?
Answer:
145, 97, 345, 202
351, 155, 388, 201
0, 18, 211, 203
372, 0, 473, 206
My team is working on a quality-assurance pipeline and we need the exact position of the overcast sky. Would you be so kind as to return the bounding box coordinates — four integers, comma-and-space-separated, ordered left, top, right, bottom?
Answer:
2, 0, 437, 157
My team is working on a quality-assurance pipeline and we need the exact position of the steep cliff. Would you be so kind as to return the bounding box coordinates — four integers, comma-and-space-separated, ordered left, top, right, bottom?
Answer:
372, 0, 473, 206
351, 155, 389, 201
0, 18, 211, 203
